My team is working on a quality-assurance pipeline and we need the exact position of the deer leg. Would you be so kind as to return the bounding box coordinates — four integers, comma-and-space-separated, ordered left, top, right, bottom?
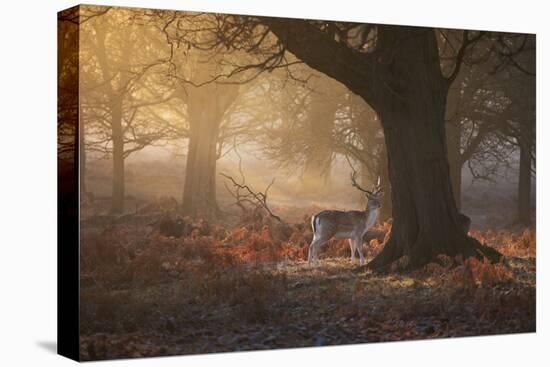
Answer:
356, 237, 366, 265
309, 237, 322, 265
349, 238, 356, 263
314, 240, 321, 265
308, 238, 316, 264
313, 238, 327, 266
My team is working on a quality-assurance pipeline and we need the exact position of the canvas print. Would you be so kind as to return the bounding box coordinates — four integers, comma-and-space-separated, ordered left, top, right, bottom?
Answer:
58, 4, 536, 361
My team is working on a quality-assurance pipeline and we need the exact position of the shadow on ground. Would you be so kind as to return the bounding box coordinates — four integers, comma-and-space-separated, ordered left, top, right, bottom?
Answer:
36, 340, 57, 354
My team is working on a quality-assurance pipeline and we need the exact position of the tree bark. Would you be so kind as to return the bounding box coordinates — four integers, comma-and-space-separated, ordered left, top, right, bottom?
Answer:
111, 98, 125, 214
378, 143, 392, 221
446, 121, 462, 210
371, 103, 483, 269
182, 104, 221, 218
518, 136, 532, 225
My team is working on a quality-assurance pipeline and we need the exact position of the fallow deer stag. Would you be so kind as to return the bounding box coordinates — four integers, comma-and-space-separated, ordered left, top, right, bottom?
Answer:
308, 172, 384, 265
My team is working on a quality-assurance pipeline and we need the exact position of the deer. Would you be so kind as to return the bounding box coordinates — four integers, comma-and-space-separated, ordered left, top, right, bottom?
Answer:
308, 172, 384, 265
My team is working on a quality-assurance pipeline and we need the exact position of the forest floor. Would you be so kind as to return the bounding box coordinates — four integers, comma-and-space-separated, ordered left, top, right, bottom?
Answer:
78, 206, 536, 361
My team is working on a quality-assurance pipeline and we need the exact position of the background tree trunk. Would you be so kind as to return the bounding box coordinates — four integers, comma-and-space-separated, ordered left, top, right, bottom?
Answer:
111, 98, 125, 214
181, 80, 239, 218
181, 105, 221, 218
518, 136, 532, 225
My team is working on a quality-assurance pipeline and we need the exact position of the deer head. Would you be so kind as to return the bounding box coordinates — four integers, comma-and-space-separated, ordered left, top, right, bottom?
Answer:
351, 172, 384, 209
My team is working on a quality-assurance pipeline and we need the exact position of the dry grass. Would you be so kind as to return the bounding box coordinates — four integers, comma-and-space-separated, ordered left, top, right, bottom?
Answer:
470, 227, 536, 258
79, 216, 536, 360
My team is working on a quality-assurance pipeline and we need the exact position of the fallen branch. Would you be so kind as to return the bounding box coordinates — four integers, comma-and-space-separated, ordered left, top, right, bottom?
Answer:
220, 173, 282, 222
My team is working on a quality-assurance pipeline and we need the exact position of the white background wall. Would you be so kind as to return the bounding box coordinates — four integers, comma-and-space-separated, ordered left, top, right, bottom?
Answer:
0, 0, 547, 366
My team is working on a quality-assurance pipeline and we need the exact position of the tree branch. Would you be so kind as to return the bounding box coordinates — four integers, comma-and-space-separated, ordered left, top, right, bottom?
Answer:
444, 30, 487, 88
259, 17, 381, 108
220, 172, 282, 222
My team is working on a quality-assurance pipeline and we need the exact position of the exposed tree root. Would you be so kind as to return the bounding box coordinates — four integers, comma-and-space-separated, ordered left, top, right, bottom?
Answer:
367, 233, 503, 272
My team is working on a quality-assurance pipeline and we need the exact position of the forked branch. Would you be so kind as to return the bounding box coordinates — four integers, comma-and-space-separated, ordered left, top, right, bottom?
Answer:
220, 173, 282, 222
444, 30, 487, 88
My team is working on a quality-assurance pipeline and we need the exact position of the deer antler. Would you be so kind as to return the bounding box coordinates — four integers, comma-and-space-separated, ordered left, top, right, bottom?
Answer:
350, 171, 373, 195
373, 176, 382, 194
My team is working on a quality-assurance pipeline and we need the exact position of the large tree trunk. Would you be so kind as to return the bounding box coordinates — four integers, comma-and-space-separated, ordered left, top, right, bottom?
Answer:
370, 104, 484, 270
365, 28, 495, 270
378, 143, 392, 221
518, 136, 532, 225
111, 98, 125, 214
446, 121, 462, 210
444, 56, 466, 211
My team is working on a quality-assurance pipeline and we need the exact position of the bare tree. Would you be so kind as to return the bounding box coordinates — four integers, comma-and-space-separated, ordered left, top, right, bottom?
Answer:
80, 7, 177, 213
442, 32, 535, 220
